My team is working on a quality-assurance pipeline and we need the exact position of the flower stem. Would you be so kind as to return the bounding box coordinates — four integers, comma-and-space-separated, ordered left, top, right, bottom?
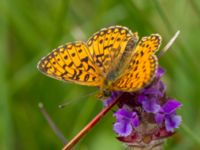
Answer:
62, 94, 121, 150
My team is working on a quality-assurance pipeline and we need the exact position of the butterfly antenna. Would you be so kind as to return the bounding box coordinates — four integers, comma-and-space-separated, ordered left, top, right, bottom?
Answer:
38, 102, 67, 144
122, 31, 180, 58
58, 90, 99, 109
158, 30, 180, 58
58, 101, 72, 109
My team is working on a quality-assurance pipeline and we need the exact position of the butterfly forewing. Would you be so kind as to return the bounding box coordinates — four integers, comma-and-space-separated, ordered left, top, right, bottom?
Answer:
87, 26, 137, 76
37, 41, 102, 86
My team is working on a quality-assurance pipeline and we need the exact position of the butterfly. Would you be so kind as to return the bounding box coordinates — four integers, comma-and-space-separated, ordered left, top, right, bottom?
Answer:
37, 25, 161, 97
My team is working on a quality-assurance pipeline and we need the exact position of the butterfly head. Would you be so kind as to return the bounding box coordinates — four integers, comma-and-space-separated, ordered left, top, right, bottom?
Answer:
96, 79, 113, 99
97, 90, 111, 99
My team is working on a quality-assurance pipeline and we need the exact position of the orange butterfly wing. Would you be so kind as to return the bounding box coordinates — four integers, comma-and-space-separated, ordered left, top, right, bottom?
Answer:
112, 34, 162, 91
87, 26, 138, 75
37, 41, 102, 86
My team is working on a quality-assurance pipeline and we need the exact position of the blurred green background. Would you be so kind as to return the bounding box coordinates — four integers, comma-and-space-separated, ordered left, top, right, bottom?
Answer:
1, 0, 200, 149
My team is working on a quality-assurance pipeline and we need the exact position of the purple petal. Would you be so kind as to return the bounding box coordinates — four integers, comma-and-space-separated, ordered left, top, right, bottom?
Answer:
103, 91, 122, 106
163, 99, 182, 114
137, 94, 146, 103
131, 111, 136, 117
156, 67, 165, 78
113, 121, 132, 137
152, 80, 166, 98
141, 80, 166, 98
142, 99, 161, 113
114, 108, 132, 121
131, 114, 139, 127
165, 115, 182, 132
143, 88, 159, 95
103, 97, 113, 107
159, 80, 166, 93
111, 91, 123, 99
155, 113, 165, 124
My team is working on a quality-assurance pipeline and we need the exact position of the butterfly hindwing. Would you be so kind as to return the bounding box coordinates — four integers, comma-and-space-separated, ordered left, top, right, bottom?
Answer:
112, 34, 161, 91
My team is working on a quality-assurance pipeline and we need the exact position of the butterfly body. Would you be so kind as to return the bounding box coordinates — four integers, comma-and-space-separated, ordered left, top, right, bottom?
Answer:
37, 25, 161, 96
105, 35, 138, 83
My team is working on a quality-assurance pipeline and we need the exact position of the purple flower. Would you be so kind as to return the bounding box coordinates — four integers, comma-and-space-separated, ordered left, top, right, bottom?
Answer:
135, 67, 167, 114
141, 98, 161, 113
113, 108, 139, 137
138, 94, 160, 113
155, 99, 182, 132
165, 115, 182, 132
137, 80, 165, 113
104, 91, 122, 106
156, 67, 165, 78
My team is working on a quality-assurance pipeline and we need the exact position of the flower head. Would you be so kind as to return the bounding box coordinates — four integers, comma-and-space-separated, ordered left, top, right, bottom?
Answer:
104, 67, 182, 145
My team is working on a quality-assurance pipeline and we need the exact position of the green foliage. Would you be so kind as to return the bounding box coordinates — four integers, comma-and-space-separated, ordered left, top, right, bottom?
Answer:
0, 0, 200, 149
